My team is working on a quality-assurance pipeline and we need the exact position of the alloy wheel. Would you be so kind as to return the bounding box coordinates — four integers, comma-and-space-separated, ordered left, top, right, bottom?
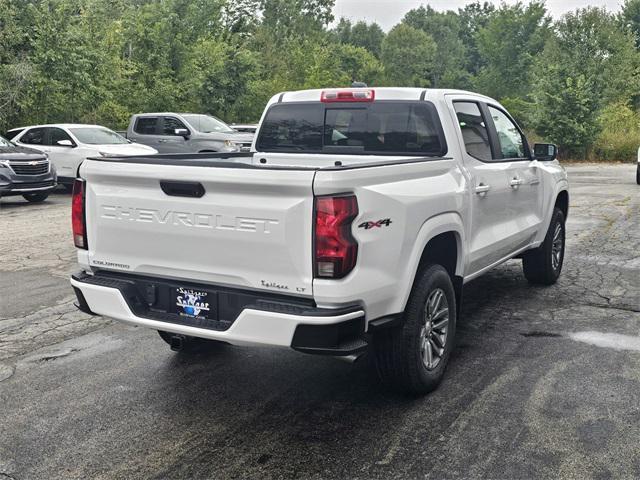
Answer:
420, 288, 450, 370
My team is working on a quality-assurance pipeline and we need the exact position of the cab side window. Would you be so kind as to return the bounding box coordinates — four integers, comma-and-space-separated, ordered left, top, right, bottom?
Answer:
20, 127, 46, 145
453, 102, 492, 162
162, 117, 188, 136
47, 127, 74, 146
134, 117, 159, 135
488, 106, 526, 159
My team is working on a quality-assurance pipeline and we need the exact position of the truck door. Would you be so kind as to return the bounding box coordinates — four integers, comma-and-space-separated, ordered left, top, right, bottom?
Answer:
128, 116, 163, 152
44, 127, 84, 181
451, 100, 529, 276
158, 116, 190, 153
485, 104, 543, 251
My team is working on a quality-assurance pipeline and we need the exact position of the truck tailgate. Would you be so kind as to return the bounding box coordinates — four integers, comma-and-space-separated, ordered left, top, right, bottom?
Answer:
81, 159, 315, 297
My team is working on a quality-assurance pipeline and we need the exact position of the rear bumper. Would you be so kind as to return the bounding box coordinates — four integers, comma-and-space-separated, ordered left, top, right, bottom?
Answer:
71, 271, 367, 353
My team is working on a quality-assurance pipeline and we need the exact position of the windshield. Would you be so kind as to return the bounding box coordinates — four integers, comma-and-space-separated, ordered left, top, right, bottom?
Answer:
256, 101, 447, 156
0, 135, 12, 147
69, 127, 129, 145
182, 114, 234, 134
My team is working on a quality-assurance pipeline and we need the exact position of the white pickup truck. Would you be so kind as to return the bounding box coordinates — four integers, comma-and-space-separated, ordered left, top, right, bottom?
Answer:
70, 88, 569, 394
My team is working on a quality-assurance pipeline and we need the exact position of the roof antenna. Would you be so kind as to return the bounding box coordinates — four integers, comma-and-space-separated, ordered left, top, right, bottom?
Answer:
351, 81, 367, 88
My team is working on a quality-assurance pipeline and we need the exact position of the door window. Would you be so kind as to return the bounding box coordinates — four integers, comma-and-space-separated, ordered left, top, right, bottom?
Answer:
20, 128, 46, 145
453, 102, 492, 161
5, 129, 24, 140
134, 117, 159, 135
488, 106, 526, 159
162, 117, 188, 135
47, 127, 74, 146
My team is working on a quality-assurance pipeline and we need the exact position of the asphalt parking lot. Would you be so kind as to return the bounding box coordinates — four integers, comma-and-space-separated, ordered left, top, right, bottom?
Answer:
0, 164, 638, 479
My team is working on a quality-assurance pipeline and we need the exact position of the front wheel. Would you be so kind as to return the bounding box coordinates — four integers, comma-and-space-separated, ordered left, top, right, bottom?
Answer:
374, 264, 457, 395
522, 207, 565, 285
22, 192, 49, 203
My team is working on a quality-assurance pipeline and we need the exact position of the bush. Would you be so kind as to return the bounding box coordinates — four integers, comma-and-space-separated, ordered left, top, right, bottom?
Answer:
591, 102, 640, 162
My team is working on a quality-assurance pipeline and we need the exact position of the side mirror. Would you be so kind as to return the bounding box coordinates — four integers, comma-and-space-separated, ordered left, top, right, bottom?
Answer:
57, 139, 75, 147
174, 128, 189, 138
533, 143, 558, 161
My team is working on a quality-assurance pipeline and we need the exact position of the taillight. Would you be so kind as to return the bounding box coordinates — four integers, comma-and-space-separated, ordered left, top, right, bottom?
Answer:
314, 195, 358, 279
72, 179, 87, 249
321, 89, 375, 103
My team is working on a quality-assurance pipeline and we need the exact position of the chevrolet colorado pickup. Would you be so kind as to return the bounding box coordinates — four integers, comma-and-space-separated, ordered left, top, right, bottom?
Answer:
70, 88, 569, 394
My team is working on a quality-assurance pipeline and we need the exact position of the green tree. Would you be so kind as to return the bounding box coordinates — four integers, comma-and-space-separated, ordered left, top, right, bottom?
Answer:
458, 2, 495, 76
332, 17, 352, 43
403, 6, 470, 88
532, 7, 640, 156
622, 0, 640, 47
180, 37, 258, 120
381, 24, 436, 87
592, 102, 640, 161
260, 0, 334, 42
349, 21, 384, 58
332, 19, 384, 58
475, 2, 550, 99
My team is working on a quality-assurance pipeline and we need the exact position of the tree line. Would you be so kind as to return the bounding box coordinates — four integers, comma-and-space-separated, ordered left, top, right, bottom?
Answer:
1, 0, 639, 160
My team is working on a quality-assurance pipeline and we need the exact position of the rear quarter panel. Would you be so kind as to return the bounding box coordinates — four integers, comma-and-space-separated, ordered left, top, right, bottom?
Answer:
313, 159, 467, 321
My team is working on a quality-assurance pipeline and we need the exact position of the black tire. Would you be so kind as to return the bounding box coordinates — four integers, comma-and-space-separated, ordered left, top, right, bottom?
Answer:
374, 264, 457, 395
22, 192, 49, 203
157, 330, 226, 352
636, 165, 639, 185
522, 207, 565, 285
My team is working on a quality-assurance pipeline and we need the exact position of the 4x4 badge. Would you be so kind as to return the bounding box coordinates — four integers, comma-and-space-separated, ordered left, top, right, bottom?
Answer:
358, 218, 392, 230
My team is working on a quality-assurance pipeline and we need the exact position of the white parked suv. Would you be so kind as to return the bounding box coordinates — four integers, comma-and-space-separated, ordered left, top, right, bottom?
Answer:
70, 88, 569, 394
7, 124, 157, 188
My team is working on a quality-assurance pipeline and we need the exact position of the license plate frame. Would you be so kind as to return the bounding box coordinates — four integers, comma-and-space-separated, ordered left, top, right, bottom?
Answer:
174, 286, 215, 321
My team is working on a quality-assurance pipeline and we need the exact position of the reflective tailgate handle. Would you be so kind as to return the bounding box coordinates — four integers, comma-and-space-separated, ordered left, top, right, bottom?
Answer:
160, 180, 205, 198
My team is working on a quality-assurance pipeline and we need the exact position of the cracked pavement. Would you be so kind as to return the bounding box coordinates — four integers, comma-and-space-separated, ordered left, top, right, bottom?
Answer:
0, 164, 638, 479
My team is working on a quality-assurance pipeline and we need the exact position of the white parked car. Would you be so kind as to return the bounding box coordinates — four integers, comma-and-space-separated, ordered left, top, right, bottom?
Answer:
7, 124, 157, 188
70, 88, 569, 394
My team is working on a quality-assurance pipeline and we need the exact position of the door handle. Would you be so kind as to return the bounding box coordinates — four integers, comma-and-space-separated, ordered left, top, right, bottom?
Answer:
510, 177, 523, 188
158, 139, 169, 143
475, 183, 490, 196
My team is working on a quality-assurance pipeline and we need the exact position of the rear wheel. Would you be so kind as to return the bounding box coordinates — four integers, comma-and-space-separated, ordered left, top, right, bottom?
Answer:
374, 264, 457, 395
522, 207, 565, 285
22, 192, 49, 203
157, 330, 226, 352
636, 164, 639, 185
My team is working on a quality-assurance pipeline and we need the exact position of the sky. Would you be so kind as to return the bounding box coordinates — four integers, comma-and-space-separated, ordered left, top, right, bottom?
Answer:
332, 0, 624, 30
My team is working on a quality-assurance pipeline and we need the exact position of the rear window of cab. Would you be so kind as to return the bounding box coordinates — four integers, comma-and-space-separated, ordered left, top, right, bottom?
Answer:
256, 101, 447, 156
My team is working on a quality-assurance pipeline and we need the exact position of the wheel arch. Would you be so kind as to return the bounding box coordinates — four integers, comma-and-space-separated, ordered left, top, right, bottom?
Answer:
398, 213, 465, 316
555, 189, 569, 219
